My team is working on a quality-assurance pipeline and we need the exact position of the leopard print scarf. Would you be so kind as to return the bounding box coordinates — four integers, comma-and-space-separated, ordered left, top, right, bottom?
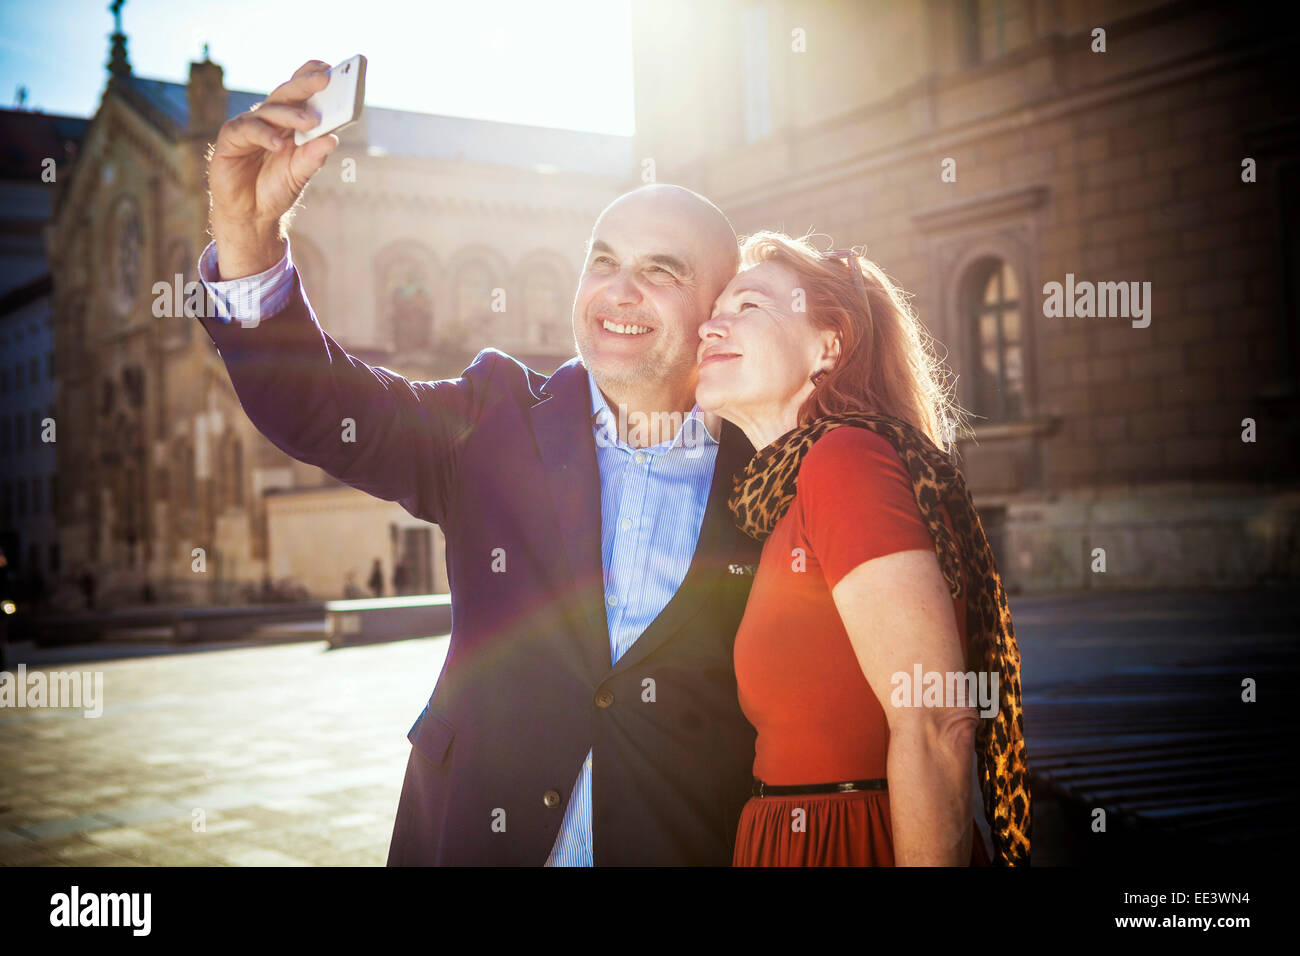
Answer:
728, 411, 1031, 866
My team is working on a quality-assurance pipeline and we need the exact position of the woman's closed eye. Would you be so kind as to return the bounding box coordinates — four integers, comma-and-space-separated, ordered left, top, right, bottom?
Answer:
709, 300, 760, 320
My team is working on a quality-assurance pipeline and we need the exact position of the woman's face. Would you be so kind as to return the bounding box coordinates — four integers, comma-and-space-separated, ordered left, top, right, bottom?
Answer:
695, 260, 836, 428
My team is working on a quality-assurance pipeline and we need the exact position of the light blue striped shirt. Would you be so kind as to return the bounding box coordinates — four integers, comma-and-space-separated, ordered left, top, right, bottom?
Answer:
196, 239, 722, 865
197, 239, 297, 322
543, 372, 720, 865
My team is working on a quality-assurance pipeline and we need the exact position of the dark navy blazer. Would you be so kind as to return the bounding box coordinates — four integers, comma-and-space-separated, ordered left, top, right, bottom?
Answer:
198, 273, 761, 865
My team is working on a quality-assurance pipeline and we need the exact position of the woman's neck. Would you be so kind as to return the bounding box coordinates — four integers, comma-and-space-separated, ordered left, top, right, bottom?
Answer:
731, 402, 803, 453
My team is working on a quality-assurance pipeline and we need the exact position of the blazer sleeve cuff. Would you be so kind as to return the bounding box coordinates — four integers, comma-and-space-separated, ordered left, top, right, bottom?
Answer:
197, 237, 296, 327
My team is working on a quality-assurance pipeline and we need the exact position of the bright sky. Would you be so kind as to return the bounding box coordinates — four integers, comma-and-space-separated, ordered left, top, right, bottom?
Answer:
0, 0, 636, 134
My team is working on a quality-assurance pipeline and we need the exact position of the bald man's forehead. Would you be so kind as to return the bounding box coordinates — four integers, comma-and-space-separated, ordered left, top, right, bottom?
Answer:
592, 198, 737, 277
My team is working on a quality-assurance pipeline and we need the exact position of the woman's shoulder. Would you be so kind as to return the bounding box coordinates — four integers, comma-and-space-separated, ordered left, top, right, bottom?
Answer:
794, 425, 916, 521
792, 423, 936, 582
801, 425, 906, 483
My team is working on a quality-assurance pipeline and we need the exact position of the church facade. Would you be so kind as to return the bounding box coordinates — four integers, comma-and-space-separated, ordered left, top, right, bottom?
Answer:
44, 41, 630, 607
30, 2, 1300, 609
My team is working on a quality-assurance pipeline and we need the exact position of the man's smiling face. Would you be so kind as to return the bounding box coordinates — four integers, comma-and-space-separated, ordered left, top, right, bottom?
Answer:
572, 186, 738, 401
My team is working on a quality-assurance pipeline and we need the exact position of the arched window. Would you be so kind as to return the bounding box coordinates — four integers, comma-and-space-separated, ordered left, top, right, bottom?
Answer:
177, 441, 197, 514
229, 439, 243, 507
457, 261, 495, 326
523, 267, 567, 347
964, 258, 1025, 422
107, 195, 144, 319
373, 242, 437, 350
123, 465, 140, 558
962, 0, 1032, 66
382, 258, 433, 351
213, 431, 244, 512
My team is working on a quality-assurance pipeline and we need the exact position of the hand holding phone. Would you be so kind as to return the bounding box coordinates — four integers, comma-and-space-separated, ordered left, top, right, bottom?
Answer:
208, 59, 355, 278
295, 54, 367, 145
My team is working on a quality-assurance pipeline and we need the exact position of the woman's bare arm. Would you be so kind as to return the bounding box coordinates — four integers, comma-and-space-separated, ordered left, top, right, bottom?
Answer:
831, 548, 977, 865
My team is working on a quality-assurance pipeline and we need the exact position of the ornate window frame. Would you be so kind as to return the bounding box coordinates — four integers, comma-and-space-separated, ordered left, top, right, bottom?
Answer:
914, 183, 1056, 441
513, 250, 575, 351
105, 193, 144, 321
374, 240, 439, 354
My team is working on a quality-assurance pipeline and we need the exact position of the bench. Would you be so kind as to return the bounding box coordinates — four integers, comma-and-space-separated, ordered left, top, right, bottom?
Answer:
323, 594, 452, 648
31, 602, 324, 646
1022, 663, 1295, 862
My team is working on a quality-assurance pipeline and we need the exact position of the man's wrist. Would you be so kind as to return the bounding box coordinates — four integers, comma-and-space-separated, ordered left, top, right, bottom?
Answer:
211, 220, 286, 280
198, 238, 295, 326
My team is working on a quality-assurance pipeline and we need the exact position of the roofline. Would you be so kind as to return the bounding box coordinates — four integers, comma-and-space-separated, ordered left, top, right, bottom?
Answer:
0, 274, 53, 318
0, 107, 94, 123
122, 74, 632, 141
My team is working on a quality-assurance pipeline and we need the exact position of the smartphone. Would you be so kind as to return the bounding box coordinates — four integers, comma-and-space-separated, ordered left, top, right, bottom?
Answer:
294, 54, 367, 146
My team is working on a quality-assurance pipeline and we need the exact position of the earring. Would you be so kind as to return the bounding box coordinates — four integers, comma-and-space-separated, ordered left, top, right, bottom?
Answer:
810, 369, 828, 387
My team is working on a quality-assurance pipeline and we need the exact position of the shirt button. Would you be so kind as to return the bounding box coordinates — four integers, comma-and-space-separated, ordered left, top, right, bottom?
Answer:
606, 594, 618, 607
585, 756, 593, 770
621, 517, 633, 531
543, 789, 561, 808
595, 690, 614, 708
634, 451, 647, 464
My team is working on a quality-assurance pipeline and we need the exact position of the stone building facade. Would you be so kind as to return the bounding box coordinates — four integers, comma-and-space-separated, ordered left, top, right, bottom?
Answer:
33, 2, 1300, 606
631, 0, 1300, 590
44, 44, 630, 607
0, 109, 88, 605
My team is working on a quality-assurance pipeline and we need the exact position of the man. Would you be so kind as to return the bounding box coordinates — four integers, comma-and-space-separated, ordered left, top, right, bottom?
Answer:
199, 61, 760, 865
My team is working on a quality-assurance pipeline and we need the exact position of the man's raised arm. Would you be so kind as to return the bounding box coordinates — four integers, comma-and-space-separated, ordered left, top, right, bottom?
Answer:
195, 60, 488, 526
207, 60, 335, 280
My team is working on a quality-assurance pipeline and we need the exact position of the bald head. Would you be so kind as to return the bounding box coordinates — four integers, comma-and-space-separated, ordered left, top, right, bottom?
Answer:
572, 184, 741, 414
595, 184, 739, 291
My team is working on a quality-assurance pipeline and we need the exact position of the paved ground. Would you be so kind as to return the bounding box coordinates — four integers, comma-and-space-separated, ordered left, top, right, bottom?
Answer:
0, 636, 448, 866
0, 588, 1293, 866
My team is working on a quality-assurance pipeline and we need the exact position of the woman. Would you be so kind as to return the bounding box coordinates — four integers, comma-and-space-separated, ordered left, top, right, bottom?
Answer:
696, 231, 1031, 866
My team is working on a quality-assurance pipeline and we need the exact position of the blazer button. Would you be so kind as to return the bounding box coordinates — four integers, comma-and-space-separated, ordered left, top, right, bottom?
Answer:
594, 690, 614, 708
543, 789, 561, 808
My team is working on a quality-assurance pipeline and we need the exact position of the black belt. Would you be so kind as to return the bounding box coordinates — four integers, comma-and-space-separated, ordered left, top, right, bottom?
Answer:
752, 777, 888, 797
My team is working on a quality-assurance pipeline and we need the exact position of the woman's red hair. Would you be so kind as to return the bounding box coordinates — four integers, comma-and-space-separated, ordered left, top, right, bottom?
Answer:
738, 230, 961, 451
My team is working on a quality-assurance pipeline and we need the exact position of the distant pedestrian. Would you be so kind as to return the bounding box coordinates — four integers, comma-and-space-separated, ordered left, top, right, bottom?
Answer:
343, 570, 362, 599
79, 568, 96, 610
393, 561, 408, 596
367, 558, 383, 598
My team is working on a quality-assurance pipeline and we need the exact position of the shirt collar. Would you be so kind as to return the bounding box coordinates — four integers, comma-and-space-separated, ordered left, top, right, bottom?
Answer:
586, 368, 721, 451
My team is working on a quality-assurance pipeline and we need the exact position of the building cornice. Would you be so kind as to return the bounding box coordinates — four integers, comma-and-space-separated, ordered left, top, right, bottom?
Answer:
303, 182, 607, 222
912, 183, 1050, 233
710, 41, 1267, 212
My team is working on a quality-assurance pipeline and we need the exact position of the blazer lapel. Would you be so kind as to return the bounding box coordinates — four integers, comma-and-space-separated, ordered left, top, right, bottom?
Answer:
529, 358, 611, 673
609, 418, 759, 678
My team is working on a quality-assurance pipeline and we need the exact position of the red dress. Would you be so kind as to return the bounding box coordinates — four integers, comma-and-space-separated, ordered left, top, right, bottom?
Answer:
732, 427, 990, 866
